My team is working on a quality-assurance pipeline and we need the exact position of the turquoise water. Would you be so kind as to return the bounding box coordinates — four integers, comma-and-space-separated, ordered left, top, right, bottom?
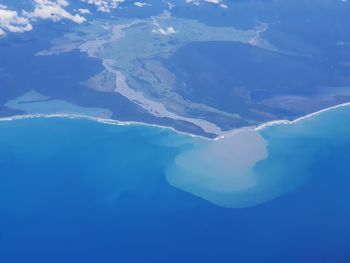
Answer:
1, 106, 350, 262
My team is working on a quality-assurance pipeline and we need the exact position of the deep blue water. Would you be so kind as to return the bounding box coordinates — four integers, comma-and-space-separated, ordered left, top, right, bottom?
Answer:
1, 107, 350, 262
1, 1, 350, 261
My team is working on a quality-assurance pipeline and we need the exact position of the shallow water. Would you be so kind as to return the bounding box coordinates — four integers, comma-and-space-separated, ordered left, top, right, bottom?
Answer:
1, 105, 350, 262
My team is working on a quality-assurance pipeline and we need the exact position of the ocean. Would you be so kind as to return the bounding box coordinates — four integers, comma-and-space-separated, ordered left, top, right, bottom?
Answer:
1, 105, 350, 262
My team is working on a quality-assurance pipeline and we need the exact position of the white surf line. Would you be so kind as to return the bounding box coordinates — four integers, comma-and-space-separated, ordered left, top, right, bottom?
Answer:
1, 102, 350, 142
213, 101, 350, 140
256, 101, 350, 130
0, 113, 208, 140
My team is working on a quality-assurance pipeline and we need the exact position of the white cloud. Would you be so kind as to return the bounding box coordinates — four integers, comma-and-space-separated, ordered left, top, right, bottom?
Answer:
0, 8, 33, 36
80, 0, 124, 13
25, 0, 86, 24
78, 8, 91, 14
186, 0, 228, 8
134, 2, 151, 8
0, 0, 229, 38
152, 26, 177, 35
0, 1, 88, 37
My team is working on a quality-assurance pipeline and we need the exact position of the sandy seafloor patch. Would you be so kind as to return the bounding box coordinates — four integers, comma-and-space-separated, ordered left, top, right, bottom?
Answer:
1, 103, 350, 262
1, 102, 350, 208
165, 102, 350, 207
1, 1, 350, 261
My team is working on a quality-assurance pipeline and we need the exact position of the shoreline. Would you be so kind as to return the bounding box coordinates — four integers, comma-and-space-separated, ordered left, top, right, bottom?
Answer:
1, 101, 350, 141
255, 101, 350, 131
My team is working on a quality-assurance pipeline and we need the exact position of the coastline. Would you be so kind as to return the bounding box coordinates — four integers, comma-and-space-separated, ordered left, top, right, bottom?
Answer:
1, 101, 350, 141
255, 101, 350, 130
